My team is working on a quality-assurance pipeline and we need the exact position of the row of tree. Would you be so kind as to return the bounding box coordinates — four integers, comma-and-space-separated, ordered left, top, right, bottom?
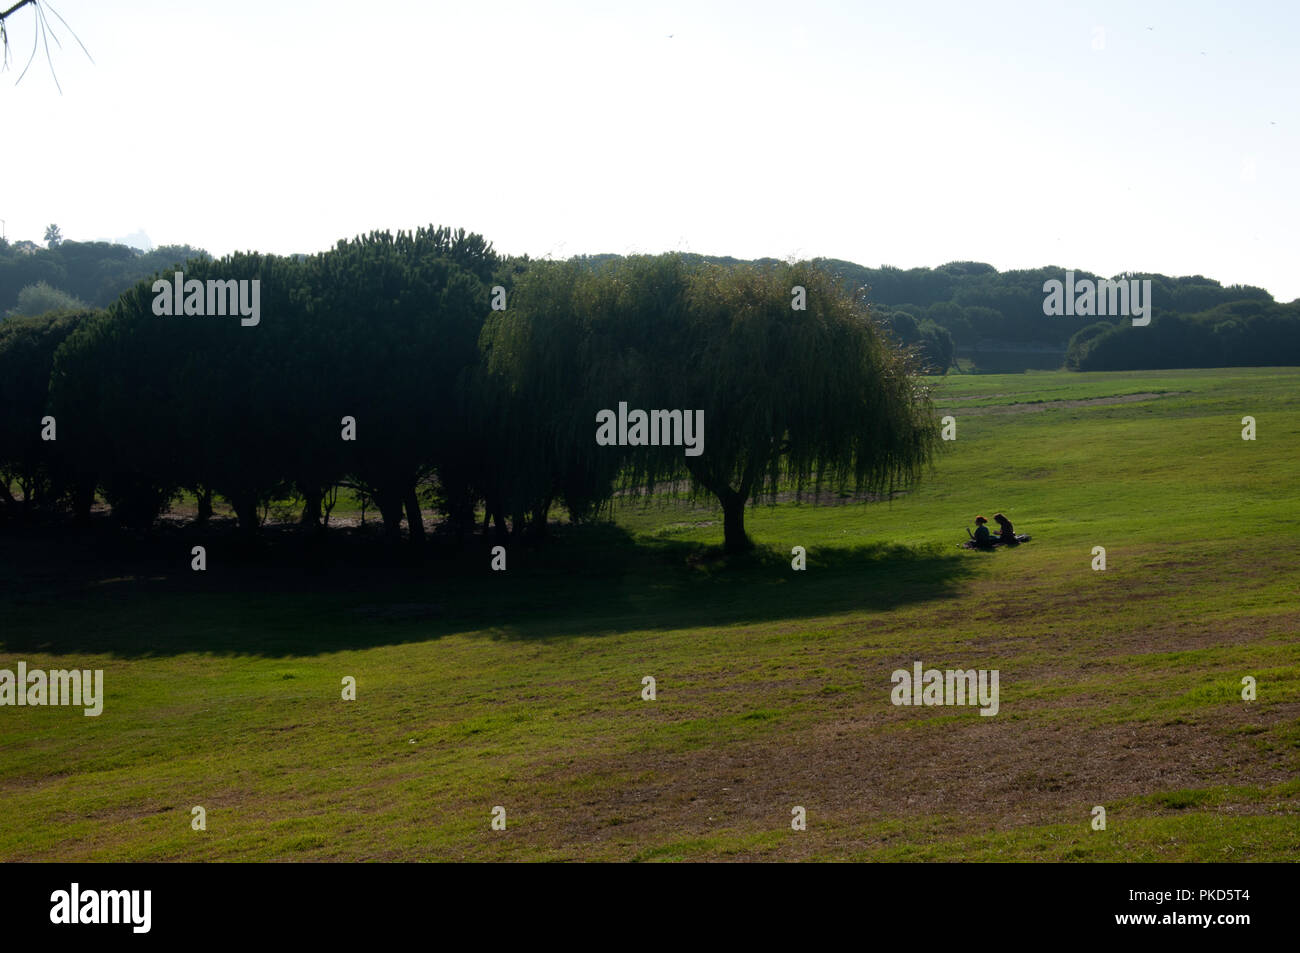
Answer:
11, 240, 1294, 372
0, 229, 939, 552
0, 236, 210, 315
817, 259, 1282, 352
872, 308, 956, 373
1065, 298, 1300, 371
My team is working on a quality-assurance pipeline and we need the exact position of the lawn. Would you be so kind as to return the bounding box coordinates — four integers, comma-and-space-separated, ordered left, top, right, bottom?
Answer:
1, 366, 1297, 861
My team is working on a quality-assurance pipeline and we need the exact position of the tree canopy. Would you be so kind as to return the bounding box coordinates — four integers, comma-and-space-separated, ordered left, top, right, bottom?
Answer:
5, 233, 943, 554
13, 224, 1289, 551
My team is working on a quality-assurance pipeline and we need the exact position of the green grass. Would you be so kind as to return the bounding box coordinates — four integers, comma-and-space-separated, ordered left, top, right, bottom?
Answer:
1, 367, 1297, 861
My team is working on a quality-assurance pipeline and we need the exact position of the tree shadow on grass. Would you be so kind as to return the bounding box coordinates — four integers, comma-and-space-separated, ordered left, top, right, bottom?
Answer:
0, 521, 979, 658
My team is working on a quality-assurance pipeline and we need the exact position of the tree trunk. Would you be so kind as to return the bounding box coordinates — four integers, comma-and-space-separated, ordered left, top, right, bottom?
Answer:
720, 490, 753, 553
491, 501, 508, 540
376, 490, 404, 545
688, 457, 760, 555
529, 493, 553, 538
73, 480, 95, 526
18, 474, 33, 519
196, 487, 213, 526
299, 485, 322, 530
0, 479, 16, 511
322, 485, 338, 528
403, 486, 425, 546
231, 494, 259, 538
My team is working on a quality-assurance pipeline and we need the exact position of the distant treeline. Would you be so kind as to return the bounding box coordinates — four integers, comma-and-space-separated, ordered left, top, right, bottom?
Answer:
1062, 300, 1300, 370
0, 229, 937, 552
553, 254, 1300, 372
0, 238, 210, 314
806, 260, 1294, 364
6, 239, 1297, 373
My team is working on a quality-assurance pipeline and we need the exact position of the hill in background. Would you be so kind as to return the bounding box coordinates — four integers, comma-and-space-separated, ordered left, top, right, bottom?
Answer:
4, 238, 1297, 373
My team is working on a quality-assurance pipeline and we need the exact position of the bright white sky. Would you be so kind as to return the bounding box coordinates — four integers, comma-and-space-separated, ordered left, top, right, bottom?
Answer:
4, 0, 1298, 300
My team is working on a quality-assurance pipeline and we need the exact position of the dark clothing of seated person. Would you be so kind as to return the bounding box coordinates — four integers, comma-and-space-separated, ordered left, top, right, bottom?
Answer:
972, 517, 995, 548
994, 513, 1018, 545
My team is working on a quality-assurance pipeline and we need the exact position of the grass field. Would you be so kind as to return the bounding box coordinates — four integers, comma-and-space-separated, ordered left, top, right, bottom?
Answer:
2, 367, 1297, 861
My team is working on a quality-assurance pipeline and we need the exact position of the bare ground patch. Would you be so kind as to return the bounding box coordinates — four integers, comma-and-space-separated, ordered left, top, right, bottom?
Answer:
530, 699, 1299, 859
941, 392, 1183, 415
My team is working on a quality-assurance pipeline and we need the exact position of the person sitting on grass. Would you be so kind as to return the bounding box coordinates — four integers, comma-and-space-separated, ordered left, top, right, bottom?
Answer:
971, 515, 994, 549
993, 512, 1018, 545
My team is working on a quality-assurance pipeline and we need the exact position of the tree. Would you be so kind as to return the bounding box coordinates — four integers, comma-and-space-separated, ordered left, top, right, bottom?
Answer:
49, 253, 306, 532
475, 258, 623, 536
0, 238, 214, 315
873, 308, 953, 373
305, 227, 498, 545
43, 223, 62, 248
916, 319, 955, 374
0, 309, 96, 523
609, 256, 941, 553
1064, 321, 1118, 370
6, 280, 85, 317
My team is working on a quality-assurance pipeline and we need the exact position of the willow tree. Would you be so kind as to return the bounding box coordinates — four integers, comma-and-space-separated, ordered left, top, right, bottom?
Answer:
618, 256, 941, 553
476, 258, 624, 536
1, 0, 93, 93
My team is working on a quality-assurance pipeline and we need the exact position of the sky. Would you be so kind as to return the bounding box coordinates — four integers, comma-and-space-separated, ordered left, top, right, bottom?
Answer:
3, 0, 1298, 300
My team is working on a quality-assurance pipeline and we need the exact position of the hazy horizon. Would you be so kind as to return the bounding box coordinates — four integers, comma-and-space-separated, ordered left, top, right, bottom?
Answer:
5, 0, 1298, 300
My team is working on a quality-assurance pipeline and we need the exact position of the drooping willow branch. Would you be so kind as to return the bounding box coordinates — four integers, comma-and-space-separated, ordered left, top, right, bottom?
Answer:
1, 0, 93, 93
0, 0, 37, 19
